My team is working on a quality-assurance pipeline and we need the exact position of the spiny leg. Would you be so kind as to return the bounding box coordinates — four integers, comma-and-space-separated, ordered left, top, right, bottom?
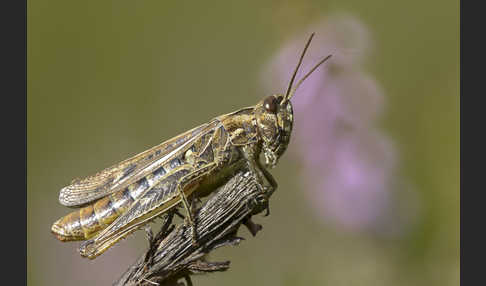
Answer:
240, 145, 277, 216
78, 170, 189, 259
177, 184, 197, 244
176, 162, 218, 245
240, 145, 277, 191
189, 195, 201, 220
258, 166, 277, 216
260, 163, 278, 191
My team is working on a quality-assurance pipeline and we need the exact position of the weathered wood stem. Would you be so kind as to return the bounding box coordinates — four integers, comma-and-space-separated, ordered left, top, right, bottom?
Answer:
114, 169, 272, 286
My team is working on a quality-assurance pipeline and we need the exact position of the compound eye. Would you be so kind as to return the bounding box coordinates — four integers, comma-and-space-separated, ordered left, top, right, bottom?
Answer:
263, 96, 279, 113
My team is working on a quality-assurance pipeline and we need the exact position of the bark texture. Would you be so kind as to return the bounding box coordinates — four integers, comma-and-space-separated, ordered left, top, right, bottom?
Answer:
114, 169, 272, 286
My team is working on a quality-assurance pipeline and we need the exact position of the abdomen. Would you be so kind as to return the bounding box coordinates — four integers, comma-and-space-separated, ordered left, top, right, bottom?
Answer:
51, 177, 150, 241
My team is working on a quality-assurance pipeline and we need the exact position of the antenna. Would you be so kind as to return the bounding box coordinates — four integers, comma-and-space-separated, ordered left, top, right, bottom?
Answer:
283, 33, 315, 103
289, 54, 332, 98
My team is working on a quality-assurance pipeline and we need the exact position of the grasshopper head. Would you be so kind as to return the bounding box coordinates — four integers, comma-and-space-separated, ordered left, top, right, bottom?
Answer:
255, 94, 293, 168
256, 33, 332, 168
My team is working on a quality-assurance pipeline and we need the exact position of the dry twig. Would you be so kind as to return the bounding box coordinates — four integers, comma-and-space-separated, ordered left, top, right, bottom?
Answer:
113, 169, 273, 286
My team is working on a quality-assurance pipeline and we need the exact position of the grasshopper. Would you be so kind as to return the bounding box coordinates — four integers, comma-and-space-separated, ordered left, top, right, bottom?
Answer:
51, 33, 331, 259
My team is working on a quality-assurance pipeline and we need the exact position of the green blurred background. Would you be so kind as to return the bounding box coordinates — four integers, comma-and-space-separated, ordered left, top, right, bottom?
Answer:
27, 1, 459, 285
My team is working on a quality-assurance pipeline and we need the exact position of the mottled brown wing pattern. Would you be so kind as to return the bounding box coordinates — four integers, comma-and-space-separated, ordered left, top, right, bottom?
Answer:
110, 168, 189, 231
79, 168, 189, 250
59, 120, 219, 207
79, 159, 208, 258
78, 125, 233, 258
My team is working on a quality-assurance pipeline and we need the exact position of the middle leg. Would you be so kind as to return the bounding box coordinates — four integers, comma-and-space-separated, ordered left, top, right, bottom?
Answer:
175, 162, 218, 245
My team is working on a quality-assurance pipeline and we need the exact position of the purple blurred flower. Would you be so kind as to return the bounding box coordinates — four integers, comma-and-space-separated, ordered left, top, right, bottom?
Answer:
262, 16, 402, 233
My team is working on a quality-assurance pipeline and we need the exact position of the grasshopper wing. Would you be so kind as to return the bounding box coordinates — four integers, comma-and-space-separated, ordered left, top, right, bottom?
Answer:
79, 167, 192, 259
59, 120, 219, 207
